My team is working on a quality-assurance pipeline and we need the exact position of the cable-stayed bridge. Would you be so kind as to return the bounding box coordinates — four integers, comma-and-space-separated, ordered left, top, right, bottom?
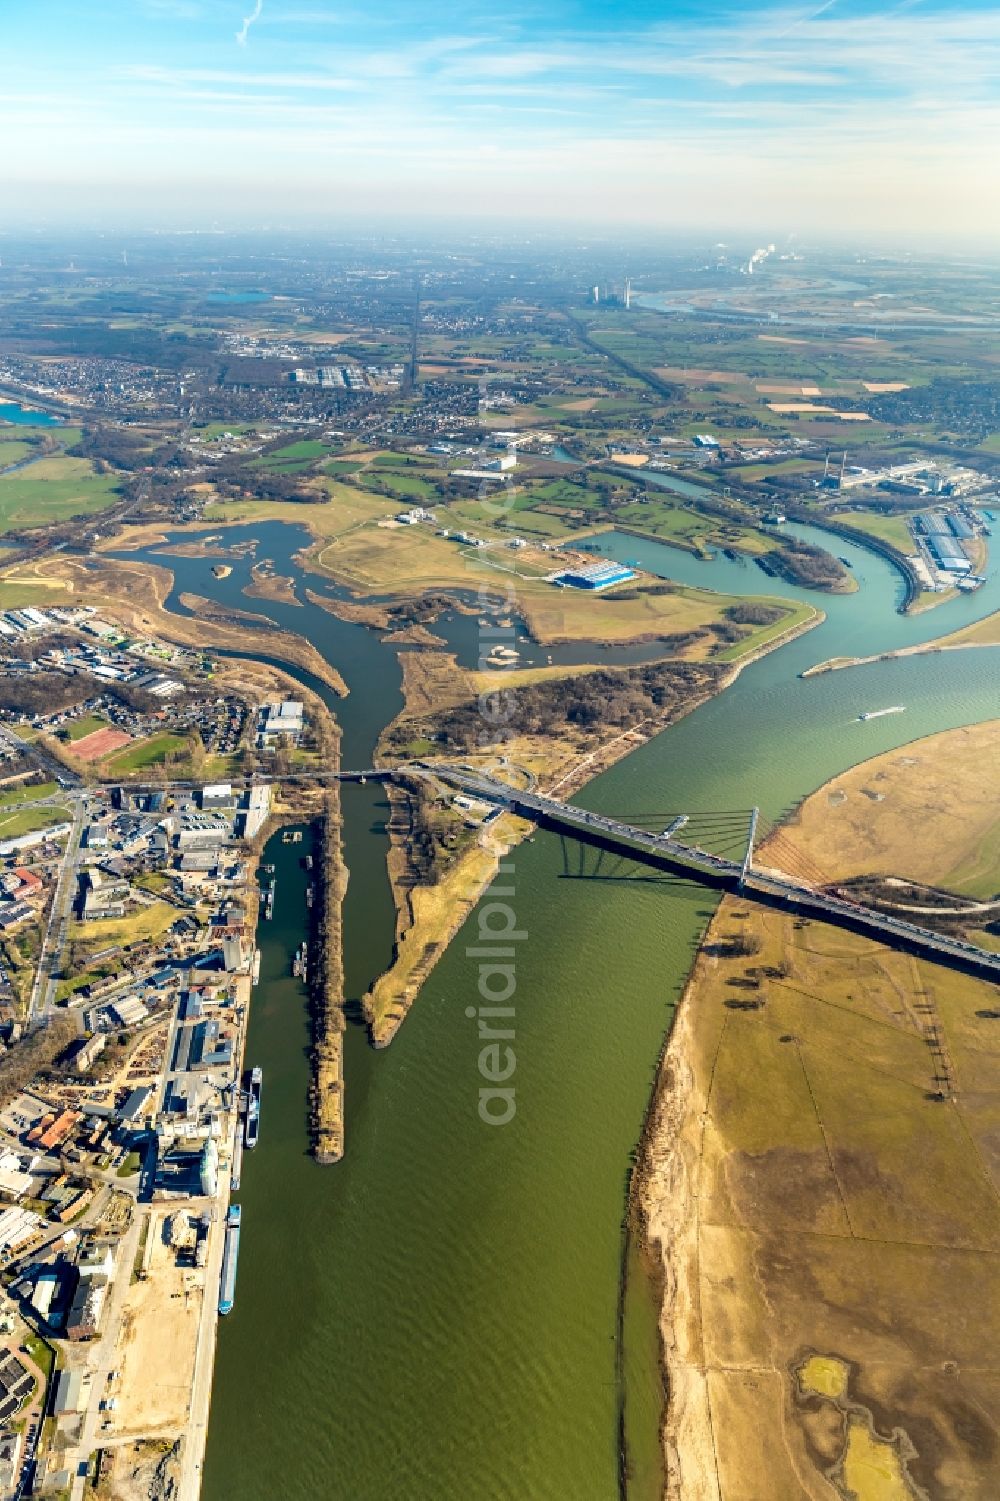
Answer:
419, 764, 1000, 985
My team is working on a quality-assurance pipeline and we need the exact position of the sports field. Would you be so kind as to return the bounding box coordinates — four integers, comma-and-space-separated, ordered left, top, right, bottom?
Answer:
72, 726, 133, 762
104, 732, 188, 773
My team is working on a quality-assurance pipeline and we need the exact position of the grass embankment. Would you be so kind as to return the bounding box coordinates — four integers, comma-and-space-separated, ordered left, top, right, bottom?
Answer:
837, 509, 915, 554
0, 780, 59, 807
639, 721, 1000, 1501
363, 782, 531, 1048
310, 786, 347, 1163
933, 608, 1000, 648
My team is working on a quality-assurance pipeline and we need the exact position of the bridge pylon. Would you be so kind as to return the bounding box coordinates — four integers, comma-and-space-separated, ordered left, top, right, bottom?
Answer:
739, 807, 759, 890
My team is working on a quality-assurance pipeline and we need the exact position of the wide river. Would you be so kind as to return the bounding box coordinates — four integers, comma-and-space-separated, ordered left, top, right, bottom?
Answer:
123, 522, 999, 1500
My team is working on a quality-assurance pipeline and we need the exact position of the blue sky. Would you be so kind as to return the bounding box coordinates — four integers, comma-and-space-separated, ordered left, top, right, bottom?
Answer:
3, 0, 999, 237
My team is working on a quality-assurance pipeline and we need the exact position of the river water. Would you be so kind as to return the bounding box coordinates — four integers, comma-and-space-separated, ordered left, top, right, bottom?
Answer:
121, 524, 999, 1500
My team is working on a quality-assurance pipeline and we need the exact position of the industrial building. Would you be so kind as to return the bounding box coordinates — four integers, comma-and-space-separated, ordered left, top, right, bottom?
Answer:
925, 534, 972, 571
0, 1350, 33, 1422
258, 700, 304, 747
915, 512, 950, 535
554, 561, 637, 591
65, 1273, 108, 1341
51, 1367, 86, 1416
238, 784, 271, 840
200, 783, 235, 810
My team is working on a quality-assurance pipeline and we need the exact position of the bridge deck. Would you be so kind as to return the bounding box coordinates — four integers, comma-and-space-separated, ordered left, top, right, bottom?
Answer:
424, 765, 1000, 985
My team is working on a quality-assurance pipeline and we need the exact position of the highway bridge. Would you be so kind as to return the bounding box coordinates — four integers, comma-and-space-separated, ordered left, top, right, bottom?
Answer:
420, 764, 1000, 985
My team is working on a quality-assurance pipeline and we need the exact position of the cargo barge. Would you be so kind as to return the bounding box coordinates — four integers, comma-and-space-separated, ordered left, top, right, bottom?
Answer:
230, 1128, 243, 1192
218, 1204, 241, 1316
244, 1066, 261, 1150
292, 942, 308, 981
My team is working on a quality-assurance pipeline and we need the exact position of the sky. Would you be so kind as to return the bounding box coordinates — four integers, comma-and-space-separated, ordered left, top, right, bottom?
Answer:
2, 0, 1000, 240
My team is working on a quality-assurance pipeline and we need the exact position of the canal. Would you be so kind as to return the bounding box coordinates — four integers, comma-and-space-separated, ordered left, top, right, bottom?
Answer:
120, 523, 999, 1500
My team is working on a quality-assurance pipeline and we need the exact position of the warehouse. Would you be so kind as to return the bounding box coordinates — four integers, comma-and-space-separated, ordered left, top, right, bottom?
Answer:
553, 561, 637, 590
926, 534, 972, 571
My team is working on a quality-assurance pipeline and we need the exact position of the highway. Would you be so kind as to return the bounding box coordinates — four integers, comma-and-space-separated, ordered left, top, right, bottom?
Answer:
429, 765, 1000, 985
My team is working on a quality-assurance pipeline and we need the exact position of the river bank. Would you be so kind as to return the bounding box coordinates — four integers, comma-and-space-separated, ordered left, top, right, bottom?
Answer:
363, 606, 824, 1044
802, 607, 1000, 675
53, 510, 999, 1501
637, 722, 1000, 1500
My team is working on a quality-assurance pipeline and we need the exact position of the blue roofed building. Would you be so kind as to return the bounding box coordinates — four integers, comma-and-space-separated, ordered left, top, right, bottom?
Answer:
554, 561, 637, 590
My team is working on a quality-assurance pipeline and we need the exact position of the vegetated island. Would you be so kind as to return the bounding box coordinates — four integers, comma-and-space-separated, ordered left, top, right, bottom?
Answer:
638, 719, 1000, 1501
309, 784, 347, 1161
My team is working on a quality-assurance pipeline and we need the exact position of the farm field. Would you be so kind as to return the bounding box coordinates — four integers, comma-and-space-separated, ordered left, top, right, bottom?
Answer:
254, 439, 333, 469
0, 454, 121, 534
0, 440, 32, 468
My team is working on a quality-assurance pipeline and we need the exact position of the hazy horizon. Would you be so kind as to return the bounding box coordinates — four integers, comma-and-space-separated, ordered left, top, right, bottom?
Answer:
3, 0, 1000, 243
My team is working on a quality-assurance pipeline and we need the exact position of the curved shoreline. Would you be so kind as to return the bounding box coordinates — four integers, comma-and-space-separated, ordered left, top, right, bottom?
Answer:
802, 636, 1000, 677
633, 719, 1000, 1499
360, 605, 824, 1045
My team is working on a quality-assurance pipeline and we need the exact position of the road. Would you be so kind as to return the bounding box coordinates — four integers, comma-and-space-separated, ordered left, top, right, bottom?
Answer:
0, 722, 83, 788
431, 765, 1000, 984
67, 1208, 144, 1501
175, 1174, 228, 1501
26, 792, 89, 1024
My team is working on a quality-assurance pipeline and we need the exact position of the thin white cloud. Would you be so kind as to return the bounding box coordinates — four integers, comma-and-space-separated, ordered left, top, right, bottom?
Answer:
236, 0, 263, 47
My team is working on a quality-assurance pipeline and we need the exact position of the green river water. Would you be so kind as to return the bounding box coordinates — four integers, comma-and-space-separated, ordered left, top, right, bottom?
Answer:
127, 523, 999, 1500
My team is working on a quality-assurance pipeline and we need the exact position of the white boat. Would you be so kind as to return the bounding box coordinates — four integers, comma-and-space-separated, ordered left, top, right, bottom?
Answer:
858, 706, 905, 721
